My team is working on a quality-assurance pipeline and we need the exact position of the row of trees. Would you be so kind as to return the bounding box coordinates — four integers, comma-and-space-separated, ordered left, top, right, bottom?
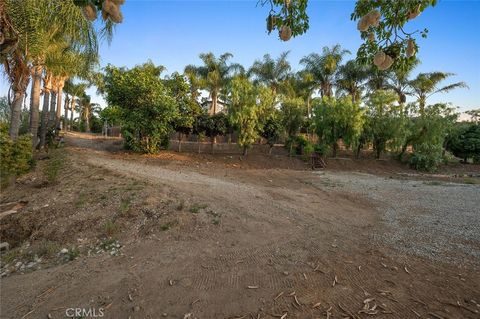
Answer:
101, 47, 478, 171
1, 0, 119, 145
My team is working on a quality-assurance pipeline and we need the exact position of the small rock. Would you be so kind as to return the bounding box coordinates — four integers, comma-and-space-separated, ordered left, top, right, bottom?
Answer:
26, 262, 36, 269
60, 248, 68, 254
15, 262, 22, 268
162, 313, 167, 317
133, 305, 140, 312
283, 271, 289, 276
0, 242, 9, 251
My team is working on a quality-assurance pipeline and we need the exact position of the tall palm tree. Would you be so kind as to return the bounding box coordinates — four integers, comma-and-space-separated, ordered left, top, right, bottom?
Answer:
300, 44, 350, 98
408, 72, 468, 115
335, 59, 368, 103
185, 52, 244, 114
248, 51, 292, 96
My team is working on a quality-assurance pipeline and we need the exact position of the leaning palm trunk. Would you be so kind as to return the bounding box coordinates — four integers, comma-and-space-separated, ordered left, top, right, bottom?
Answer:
29, 64, 43, 148
8, 55, 31, 140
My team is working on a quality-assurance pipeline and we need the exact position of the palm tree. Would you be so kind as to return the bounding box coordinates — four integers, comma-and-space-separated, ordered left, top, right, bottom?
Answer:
300, 44, 350, 98
386, 59, 420, 104
365, 66, 391, 93
184, 67, 202, 107
248, 51, 292, 96
39, 71, 53, 149
77, 94, 99, 133
63, 81, 89, 132
409, 72, 468, 115
2, 0, 110, 141
335, 59, 368, 103
185, 52, 244, 114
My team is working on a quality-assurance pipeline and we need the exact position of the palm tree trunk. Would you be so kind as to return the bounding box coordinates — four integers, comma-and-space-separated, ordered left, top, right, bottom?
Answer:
55, 81, 64, 132
85, 107, 90, 132
7, 53, 30, 140
211, 92, 218, 114
70, 97, 74, 130
29, 65, 43, 148
64, 94, 69, 132
9, 91, 26, 140
39, 90, 51, 149
419, 96, 426, 116
48, 90, 57, 128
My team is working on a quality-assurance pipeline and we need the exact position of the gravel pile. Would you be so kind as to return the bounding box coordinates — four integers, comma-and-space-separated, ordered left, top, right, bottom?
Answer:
319, 172, 480, 265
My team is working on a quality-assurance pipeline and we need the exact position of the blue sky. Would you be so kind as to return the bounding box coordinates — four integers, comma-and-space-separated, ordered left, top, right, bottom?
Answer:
2, 0, 479, 112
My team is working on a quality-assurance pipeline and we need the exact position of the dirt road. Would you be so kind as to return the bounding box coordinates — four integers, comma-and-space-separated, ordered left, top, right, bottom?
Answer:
1, 132, 479, 319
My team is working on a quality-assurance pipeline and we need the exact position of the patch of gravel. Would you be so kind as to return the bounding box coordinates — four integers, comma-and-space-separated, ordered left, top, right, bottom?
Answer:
318, 172, 480, 265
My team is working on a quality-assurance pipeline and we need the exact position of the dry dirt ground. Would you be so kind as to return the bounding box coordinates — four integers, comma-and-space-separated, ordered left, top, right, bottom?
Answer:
1, 132, 479, 319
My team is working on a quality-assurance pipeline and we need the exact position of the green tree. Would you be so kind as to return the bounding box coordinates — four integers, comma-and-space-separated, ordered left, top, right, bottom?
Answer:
201, 113, 228, 154
185, 53, 243, 115
409, 103, 458, 172
364, 90, 406, 158
335, 59, 368, 103
228, 77, 263, 155
313, 96, 364, 157
99, 105, 122, 126
165, 72, 201, 152
249, 51, 291, 96
103, 62, 178, 153
281, 97, 305, 139
408, 72, 468, 115
77, 94, 99, 133
300, 45, 350, 98
446, 123, 480, 163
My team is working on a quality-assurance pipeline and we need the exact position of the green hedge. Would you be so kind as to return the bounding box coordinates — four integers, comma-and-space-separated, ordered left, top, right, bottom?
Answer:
0, 131, 33, 187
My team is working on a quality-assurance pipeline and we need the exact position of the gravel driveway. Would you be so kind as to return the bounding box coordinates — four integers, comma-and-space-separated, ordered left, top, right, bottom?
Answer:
317, 171, 480, 265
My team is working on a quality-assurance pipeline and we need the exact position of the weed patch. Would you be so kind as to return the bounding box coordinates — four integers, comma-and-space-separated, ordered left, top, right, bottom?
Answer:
189, 203, 208, 214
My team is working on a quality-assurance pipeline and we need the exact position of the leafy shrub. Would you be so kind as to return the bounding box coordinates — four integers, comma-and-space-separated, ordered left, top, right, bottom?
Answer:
446, 123, 480, 163
409, 104, 458, 172
302, 142, 315, 160
409, 143, 443, 172
285, 135, 306, 155
0, 132, 33, 187
314, 143, 330, 156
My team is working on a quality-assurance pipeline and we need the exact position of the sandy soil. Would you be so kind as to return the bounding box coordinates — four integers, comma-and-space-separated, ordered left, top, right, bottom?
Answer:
0, 132, 479, 319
